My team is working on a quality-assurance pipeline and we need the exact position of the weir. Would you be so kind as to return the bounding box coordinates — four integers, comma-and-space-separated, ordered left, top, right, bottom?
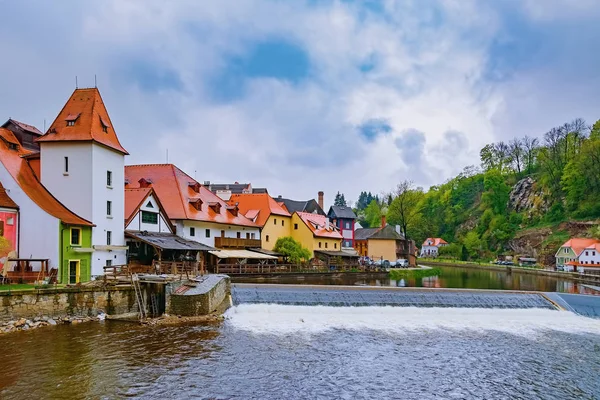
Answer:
232, 284, 558, 310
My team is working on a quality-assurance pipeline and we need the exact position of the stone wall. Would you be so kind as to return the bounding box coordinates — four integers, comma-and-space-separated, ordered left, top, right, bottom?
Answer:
0, 287, 138, 323
166, 275, 231, 316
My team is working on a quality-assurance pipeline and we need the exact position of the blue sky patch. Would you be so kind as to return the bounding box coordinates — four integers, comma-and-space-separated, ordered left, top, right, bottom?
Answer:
358, 119, 393, 142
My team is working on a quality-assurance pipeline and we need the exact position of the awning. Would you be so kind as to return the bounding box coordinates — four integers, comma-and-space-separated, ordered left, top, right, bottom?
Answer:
209, 249, 278, 260
314, 250, 360, 258
249, 248, 284, 257
126, 231, 214, 251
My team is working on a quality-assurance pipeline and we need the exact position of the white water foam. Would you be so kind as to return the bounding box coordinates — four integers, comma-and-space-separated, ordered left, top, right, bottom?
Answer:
225, 304, 600, 336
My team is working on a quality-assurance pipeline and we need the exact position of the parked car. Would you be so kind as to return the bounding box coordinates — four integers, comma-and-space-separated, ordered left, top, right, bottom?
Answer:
374, 259, 391, 269
391, 259, 409, 268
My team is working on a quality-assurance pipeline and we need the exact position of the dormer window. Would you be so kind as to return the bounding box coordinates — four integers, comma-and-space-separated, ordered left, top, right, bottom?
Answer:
100, 117, 110, 133
138, 178, 152, 188
189, 198, 203, 211
65, 113, 80, 126
209, 202, 222, 214
188, 182, 201, 193
227, 204, 239, 217
8, 143, 18, 151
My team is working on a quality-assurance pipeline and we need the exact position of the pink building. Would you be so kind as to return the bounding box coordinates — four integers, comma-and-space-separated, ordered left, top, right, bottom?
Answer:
0, 181, 19, 270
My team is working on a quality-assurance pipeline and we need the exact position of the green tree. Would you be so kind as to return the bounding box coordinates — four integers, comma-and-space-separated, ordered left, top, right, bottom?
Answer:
364, 199, 382, 228
463, 231, 482, 260
273, 237, 311, 264
480, 169, 510, 215
334, 191, 347, 207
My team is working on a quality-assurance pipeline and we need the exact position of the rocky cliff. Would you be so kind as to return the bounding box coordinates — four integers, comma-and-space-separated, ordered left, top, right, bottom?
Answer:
507, 177, 549, 218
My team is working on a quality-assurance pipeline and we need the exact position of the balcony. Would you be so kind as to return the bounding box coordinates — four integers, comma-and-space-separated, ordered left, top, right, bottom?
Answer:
214, 237, 261, 249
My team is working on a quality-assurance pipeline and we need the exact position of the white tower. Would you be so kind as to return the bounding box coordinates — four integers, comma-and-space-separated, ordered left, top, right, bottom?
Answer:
38, 88, 128, 276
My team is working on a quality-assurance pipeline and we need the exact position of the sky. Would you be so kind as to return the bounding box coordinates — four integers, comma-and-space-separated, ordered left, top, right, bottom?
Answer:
1, 0, 600, 207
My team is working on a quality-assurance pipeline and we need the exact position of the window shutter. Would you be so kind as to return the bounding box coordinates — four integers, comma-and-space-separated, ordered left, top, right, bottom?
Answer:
80, 259, 89, 280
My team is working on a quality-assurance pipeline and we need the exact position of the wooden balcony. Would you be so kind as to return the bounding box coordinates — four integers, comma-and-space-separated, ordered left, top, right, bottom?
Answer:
214, 237, 261, 249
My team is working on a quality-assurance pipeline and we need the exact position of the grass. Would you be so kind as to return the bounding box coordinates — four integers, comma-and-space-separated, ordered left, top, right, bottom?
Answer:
0, 284, 37, 291
389, 267, 442, 280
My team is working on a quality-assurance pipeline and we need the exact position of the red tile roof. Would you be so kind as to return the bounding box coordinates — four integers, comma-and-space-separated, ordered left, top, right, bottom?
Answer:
228, 193, 291, 226
422, 238, 448, 247
36, 88, 128, 155
0, 128, 93, 226
296, 211, 342, 239
0, 181, 18, 209
125, 164, 258, 227
124, 187, 174, 232
560, 238, 600, 257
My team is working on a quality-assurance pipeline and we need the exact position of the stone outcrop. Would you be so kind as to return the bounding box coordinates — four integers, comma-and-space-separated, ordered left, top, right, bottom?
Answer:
508, 177, 549, 218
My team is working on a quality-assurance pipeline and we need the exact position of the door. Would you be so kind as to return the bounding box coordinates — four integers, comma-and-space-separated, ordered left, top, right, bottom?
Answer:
69, 260, 80, 284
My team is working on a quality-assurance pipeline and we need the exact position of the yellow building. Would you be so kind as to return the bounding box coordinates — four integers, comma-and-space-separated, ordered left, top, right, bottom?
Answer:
354, 224, 404, 261
229, 193, 291, 250
291, 212, 343, 257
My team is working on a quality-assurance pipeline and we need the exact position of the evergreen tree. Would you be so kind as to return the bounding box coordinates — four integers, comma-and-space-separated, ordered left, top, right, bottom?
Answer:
334, 191, 347, 207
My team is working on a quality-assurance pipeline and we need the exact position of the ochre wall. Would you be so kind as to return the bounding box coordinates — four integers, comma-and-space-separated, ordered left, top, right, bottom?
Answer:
261, 214, 292, 250
367, 239, 397, 261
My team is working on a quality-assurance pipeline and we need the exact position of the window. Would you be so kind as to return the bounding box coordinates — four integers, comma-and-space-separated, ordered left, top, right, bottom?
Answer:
274, 219, 277, 225
190, 227, 196, 237
106, 201, 112, 216
67, 120, 75, 127
237, 232, 241, 239
266, 235, 270, 242
8, 143, 17, 150
106, 231, 112, 245
107, 171, 112, 187
64, 157, 69, 173
221, 230, 225, 237
564, 248, 568, 254
345, 222, 350, 229
6, 217, 14, 226
594, 251, 596, 256
70, 228, 81, 246
251, 233, 256, 239
335, 243, 337, 249
102, 125, 108, 133
319, 242, 322, 248
282, 220, 284, 227
346, 241, 351, 247
586, 251, 589, 256
106, 260, 112, 268
146, 201, 154, 208
294, 223, 298, 230
325, 242, 328, 249
205, 229, 211, 238
141, 211, 158, 224
246, 233, 250, 239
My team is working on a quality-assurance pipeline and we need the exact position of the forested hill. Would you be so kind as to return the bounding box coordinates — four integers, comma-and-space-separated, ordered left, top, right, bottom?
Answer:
352, 118, 600, 264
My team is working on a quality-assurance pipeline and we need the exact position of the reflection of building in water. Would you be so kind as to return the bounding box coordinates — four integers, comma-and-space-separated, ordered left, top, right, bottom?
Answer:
421, 276, 440, 288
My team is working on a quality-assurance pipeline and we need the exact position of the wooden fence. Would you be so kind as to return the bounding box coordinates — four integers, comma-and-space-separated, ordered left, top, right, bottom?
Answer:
210, 263, 374, 275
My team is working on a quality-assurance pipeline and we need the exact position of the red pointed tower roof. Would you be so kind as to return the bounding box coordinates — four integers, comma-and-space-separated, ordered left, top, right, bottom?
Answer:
36, 88, 128, 155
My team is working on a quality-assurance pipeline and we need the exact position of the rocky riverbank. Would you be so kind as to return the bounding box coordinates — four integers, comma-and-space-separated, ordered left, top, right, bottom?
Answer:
0, 315, 103, 334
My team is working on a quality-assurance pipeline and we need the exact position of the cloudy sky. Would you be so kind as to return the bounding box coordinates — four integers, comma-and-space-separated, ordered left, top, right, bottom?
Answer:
1, 0, 600, 206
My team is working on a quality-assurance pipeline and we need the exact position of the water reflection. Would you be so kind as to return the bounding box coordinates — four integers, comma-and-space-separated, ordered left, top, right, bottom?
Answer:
235, 266, 599, 295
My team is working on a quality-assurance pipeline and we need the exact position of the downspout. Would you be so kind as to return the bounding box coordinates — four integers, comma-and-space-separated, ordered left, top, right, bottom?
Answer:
60, 223, 67, 284
16, 209, 21, 257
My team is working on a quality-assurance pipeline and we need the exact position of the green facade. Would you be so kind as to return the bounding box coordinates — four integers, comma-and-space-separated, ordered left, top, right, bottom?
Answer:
555, 246, 576, 267
59, 223, 93, 284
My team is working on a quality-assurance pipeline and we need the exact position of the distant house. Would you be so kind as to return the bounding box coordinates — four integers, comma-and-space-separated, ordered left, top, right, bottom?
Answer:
327, 206, 357, 248
1, 118, 42, 152
354, 216, 416, 266
229, 193, 292, 251
420, 238, 449, 258
555, 238, 599, 270
206, 182, 267, 201
292, 211, 343, 257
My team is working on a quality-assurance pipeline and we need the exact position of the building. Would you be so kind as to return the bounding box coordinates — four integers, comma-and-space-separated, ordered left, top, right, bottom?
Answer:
228, 193, 291, 251
327, 206, 357, 248
206, 182, 267, 201
420, 238, 449, 258
291, 211, 342, 257
0, 181, 19, 272
276, 191, 326, 216
2, 119, 42, 152
354, 216, 414, 265
0, 127, 93, 283
124, 164, 260, 250
555, 238, 599, 270
36, 88, 128, 276
124, 187, 212, 273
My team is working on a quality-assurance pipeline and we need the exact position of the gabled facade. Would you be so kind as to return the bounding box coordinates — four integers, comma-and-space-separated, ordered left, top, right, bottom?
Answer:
0, 127, 93, 283
125, 188, 174, 234
327, 206, 357, 248
354, 218, 409, 263
420, 238, 449, 258
2, 119, 42, 151
36, 88, 128, 276
556, 238, 600, 270
125, 164, 260, 248
292, 212, 342, 257
228, 193, 291, 250
276, 195, 326, 216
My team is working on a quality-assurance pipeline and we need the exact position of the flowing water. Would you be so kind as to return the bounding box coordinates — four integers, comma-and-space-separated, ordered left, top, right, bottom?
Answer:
2, 297, 600, 399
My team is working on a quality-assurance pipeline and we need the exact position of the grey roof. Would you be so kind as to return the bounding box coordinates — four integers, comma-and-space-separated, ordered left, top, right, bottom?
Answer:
126, 231, 215, 251
252, 188, 268, 194
328, 206, 357, 219
249, 248, 284, 256
208, 183, 250, 194
355, 228, 380, 240
277, 197, 325, 215
355, 225, 404, 241
314, 250, 360, 258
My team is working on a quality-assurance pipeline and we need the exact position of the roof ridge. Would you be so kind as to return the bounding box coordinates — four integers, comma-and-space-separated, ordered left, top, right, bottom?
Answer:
170, 164, 190, 220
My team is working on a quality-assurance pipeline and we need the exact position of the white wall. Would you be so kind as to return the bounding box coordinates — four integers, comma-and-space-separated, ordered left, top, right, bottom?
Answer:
174, 220, 260, 247
420, 245, 438, 256
0, 163, 61, 269
578, 248, 600, 265
125, 194, 172, 233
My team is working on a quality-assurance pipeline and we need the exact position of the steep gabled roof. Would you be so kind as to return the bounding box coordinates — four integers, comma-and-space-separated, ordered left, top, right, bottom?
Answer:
3, 118, 43, 135
124, 187, 175, 232
36, 88, 128, 155
229, 193, 291, 227
422, 238, 448, 247
296, 211, 342, 239
328, 205, 357, 220
354, 227, 380, 240
0, 128, 93, 226
369, 225, 404, 240
559, 238, 600, 257
0, 181, 18, 209
278, 197, 325, 215
124, 164, 258, 227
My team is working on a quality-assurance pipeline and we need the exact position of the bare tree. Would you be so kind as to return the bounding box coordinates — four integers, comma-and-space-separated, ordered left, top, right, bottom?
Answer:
493, 141, 511, 172
522, 135, 539, 174
509, 138, 524, 175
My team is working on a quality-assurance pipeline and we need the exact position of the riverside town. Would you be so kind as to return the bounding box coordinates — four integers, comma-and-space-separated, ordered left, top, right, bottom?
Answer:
2, 2, 600, 399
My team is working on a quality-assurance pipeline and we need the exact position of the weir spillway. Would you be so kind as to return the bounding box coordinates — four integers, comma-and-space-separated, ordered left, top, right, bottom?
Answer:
231, 284, 558, 310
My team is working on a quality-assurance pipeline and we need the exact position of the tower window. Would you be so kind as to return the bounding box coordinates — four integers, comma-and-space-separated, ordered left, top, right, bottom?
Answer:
106, 231, 112, 245
107, 171, 112, 187
64, 157, 69, 173
106, 201, 112, 216
102, 125, 108, 133
67, 120, 75, 127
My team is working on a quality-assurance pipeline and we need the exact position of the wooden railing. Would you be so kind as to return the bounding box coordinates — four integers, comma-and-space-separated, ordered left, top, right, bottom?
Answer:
214, 237, 261, 249
210, 264, 374, 274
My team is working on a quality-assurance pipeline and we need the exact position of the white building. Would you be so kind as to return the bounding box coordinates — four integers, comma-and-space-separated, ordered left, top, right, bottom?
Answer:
577, 243, 600, 273
420, 237, 449, 257
37, 88, 128, 276
125, 164, 260, 249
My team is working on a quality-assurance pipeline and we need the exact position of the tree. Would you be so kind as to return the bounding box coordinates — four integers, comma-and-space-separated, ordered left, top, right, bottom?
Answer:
480, 169, 510, 215
273, 237, 311, 264
334, 191, 347, 207
522, 135, 539, 175
509, 138, 524, 175
387, 181, 424, 260
364, 199, 382, 228
463, 231, 482, 260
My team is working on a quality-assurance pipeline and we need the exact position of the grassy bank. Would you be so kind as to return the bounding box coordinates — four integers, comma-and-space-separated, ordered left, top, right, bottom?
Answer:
389, 267, 442, 280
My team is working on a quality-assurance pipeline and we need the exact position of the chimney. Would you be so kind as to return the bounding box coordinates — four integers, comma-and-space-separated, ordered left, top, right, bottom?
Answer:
318, 191, 324, 210
381, 215, 386, 227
